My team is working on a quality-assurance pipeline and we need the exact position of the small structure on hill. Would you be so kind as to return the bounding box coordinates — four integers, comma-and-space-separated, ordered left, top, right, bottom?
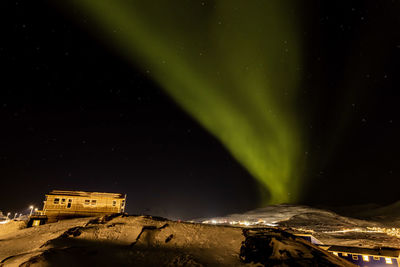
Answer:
29, 190, 126, 225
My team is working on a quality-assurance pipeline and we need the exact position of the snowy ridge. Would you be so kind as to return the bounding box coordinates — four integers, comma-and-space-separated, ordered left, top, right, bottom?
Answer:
0, 214, 354, 266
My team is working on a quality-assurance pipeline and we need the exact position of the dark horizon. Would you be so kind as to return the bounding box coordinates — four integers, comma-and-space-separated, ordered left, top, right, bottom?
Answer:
1, 0, 399, 220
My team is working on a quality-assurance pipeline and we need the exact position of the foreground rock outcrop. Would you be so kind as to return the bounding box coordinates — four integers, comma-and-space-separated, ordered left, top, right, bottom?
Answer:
0, 215, 353, 266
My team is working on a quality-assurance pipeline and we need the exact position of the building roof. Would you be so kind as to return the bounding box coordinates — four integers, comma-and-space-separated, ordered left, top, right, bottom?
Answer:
294, 234, 323, 245
328, 245, 400, 258
48, 190, 125, 199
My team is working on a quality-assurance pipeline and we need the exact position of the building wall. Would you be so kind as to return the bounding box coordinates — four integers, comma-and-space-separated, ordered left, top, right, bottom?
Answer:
333, 252, 398, 267
43, 194, 125, 218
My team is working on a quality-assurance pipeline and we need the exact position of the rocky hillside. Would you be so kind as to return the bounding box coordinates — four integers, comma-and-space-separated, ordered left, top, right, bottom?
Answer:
0, 214, 353, 266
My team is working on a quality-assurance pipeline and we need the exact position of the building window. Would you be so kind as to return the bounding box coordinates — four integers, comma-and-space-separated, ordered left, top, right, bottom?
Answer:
362, 255, 369, 262
84, 199, 90, 205
121, 200, 125, 207
342, 253, 348, 257
61, 199, 66, 204
385, 258, 392, 264
352, 255, 358, 260
91, 200, 97, 205
54, 198, 60, 204
373, 256, 380, 261
112, 200, 117, 207
67, 199, 72, 208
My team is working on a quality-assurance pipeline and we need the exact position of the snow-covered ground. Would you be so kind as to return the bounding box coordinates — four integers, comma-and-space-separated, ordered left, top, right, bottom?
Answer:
0, 213, 354, 266
200, 204, 400, 249
1, 203, 399, 266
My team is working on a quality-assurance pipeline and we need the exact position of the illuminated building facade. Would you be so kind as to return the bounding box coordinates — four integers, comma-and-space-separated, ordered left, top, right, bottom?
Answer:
328, 246, 400, 267
35, 190, 126, 223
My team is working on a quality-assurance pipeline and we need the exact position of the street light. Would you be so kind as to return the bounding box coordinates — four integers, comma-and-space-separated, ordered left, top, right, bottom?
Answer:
6, 212, 10, 219
13, 213, 18, 219
29, 206, 34, 216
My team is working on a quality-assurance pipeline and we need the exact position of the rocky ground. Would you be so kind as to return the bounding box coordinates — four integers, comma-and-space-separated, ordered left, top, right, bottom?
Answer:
0, 213, 354, 266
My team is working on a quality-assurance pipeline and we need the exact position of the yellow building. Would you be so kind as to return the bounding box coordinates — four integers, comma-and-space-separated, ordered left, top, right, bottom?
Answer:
36, 190, 126, 222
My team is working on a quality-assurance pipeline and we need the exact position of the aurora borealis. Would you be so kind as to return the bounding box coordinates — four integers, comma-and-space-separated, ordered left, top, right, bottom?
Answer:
2, 0, 399, 218
66, 0, 304, 204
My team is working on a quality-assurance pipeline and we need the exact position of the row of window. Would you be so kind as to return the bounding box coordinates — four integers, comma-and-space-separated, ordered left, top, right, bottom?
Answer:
84, 199, 97, 205
53, 198, 118, 207
332, 252, 393, 264
83, 199, 119, 206
53, 198, 72, 204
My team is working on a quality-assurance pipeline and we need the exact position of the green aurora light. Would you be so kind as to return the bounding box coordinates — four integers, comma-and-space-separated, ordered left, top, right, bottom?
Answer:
67, 0, 304, 204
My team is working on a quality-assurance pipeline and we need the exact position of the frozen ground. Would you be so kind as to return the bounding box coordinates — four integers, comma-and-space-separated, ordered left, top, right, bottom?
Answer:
0, 213, 353, 266
1, 203, 399, 266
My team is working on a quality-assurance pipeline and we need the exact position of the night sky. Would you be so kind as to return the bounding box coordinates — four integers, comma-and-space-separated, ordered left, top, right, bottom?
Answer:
1, 1, 399, 219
